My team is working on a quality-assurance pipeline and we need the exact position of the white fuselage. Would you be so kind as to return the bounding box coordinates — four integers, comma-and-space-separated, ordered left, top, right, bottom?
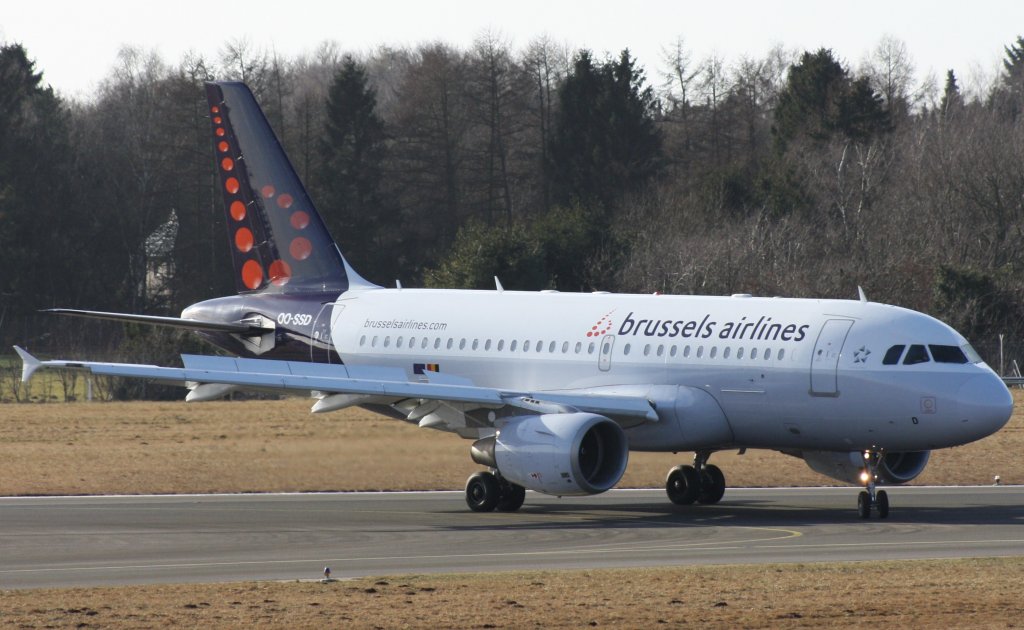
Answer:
330, 288, 1012, 454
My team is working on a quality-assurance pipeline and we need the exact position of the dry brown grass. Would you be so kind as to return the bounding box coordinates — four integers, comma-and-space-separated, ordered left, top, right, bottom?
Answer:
3, 558, 1024, 628
1, 390, 1022, 496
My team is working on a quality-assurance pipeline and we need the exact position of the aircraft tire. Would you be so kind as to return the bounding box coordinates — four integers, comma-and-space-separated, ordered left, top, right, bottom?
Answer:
666, 465, 701, 505
495, 482, 526, 512
697, 464, 726, 504
857, 491, 871, 519
466, 471, 500, 512
876, 490, 889, 519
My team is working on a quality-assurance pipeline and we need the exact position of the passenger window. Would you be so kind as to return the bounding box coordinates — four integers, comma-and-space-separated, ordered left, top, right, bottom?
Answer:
588, 342, 595, 354
372, 336, 378, 348
524, 340, 531, 352
472, 339, 479, 350
723, 347, 730, 359
537, 341, 543, 353
670, 345, 677, 357
930, 345, 969, 364
764, 348, 772, 360
446, 338, 454, 350
737, 348, 744, 359
575, 342, 582, 354
644, 344, 651, 356
549, 341, 556, 353
498, 340, 505, 351
422, 338, 429, 349
433, 338, 441, 350
561, 341, 569, 353
882, 345, 905, 365
751, 348, 757, 359
384, 336, 391, 348
904, 344, 930, 365
458, 339, 465, 350
510, 340, 518, 352
408, 337, 415, 348
683, 346, 691, 358
359, 335, 366, 346
624, 343, 631, 356
778, 349, 785, 360
485, 339, 492, 351
696, 346, 704, 358
396, 336, 404, 348
657, 345, 664, 357
710, 347, 717, 359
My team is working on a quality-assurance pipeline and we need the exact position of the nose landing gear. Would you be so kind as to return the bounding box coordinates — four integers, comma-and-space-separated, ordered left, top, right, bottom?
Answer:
857, 451, 890, 519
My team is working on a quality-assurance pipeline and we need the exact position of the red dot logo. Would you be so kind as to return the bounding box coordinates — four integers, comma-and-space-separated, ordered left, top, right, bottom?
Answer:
224, 177, 239, 194
211, 106, 220, 114
289, 237, 312, 261
215, 127, 225, 137
261, 184, 275, 198
289, 211, 309, 230
268, 260, 292, 286
277, 193, 293, 209
241, 260, 263, 290
234, 227, 254, 252
213, 116, 222, 124
230, 200, 246, 221
584, 311, 615, 337
221, 157, 234, 172
218, 141, 229, 153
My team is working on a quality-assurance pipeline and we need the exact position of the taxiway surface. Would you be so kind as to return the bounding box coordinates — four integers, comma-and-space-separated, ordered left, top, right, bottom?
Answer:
2, 487, 1023, 589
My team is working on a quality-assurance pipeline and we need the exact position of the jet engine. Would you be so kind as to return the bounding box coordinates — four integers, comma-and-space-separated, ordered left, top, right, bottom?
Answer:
798, 450, 931, 485
470, 413, 628, 496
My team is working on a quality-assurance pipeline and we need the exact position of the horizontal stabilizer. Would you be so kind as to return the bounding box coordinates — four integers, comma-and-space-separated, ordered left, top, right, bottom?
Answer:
43, 309, 271, 334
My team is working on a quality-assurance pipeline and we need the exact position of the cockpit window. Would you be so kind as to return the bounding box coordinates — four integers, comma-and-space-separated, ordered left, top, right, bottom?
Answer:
962, 344, 983, 364
882, 345, 905, 365
903, 344, 930, 365
929, 345, 969, 364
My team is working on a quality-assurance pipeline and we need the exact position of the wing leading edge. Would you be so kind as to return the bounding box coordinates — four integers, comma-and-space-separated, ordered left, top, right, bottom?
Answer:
12, 348, 657, 430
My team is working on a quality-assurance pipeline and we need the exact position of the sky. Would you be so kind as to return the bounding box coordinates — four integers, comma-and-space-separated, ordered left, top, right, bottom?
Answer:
3, 0, 1023, 101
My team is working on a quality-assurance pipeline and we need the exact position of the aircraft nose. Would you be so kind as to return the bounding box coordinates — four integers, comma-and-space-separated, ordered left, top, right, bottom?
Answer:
957, 374, 1014, 439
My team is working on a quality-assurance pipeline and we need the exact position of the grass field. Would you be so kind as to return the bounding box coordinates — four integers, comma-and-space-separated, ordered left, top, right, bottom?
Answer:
0, 390, 1021, 496
1, 382, 1021, 627
3, 559, 1024, 628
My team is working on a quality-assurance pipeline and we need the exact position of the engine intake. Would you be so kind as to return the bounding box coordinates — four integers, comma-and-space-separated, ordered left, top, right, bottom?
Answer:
471, 413, 628, 496
799, 450, 931, 485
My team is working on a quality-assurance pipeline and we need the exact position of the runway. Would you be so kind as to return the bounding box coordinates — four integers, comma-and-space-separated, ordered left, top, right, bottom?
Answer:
2, 486, 1024, 590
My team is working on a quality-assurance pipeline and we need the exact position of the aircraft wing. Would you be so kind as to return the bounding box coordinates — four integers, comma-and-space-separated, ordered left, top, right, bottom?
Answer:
13, 348, 658, 432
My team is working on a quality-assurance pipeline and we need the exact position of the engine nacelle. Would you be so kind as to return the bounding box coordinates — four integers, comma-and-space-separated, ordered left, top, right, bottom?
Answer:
471, 413, 628, 496
799, 450, 931, 485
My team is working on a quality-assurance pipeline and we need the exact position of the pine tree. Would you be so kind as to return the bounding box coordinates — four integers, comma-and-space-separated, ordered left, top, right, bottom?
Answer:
940, 69, 964, 119
548, 49, 663, 210
318, 56, 393, 280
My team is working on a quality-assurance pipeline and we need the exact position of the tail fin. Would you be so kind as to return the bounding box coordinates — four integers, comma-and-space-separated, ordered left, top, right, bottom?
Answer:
205, 82, 375, 293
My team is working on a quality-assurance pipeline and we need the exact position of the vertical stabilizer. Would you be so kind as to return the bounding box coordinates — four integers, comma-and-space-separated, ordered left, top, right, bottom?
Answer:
205, 82, 374, 293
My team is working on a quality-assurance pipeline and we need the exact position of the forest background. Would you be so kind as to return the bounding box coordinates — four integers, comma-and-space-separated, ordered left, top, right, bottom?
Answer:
3, 33, 1024, 397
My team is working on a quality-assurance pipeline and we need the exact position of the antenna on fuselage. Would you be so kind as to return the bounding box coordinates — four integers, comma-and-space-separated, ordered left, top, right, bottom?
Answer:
495, 276, 504, 292
857, 286, 868, 303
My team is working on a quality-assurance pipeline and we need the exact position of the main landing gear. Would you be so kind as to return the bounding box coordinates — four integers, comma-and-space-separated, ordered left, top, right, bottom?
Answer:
665, 451, 726, 506
465, 471, 526, 512
857, 451, 890, 519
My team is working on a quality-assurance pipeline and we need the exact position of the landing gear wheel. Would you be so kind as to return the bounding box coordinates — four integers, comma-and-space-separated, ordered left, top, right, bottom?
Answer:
496, 482, 526, 512
857, 491, 871, 519
876, 490, 889, 519
666, 465, 701, 505
697, 464, 726, 504
465, 471, 500, 512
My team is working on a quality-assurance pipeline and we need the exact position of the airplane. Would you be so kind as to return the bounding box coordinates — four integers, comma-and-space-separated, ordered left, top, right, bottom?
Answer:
15, 81, 1014, 518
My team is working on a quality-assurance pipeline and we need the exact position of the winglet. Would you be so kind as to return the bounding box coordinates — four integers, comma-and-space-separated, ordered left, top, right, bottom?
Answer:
13, 346, 40, 385
857, 286, 868, 303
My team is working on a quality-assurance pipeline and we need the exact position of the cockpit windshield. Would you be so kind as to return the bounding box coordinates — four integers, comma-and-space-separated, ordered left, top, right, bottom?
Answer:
881, 343, 982, 365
